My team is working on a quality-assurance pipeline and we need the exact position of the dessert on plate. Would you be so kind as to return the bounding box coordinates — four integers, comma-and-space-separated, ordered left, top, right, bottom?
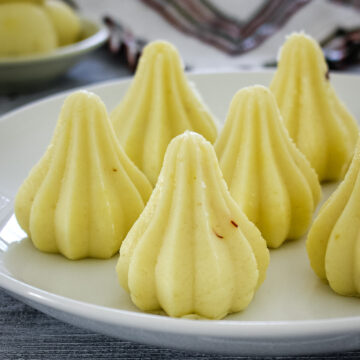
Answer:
15, 91, 152, 260
270, 32, 358, 182
117, 131, 269, 319
111, 40, 218, 185
307, 136, 360, 296
215, 85, 321, 248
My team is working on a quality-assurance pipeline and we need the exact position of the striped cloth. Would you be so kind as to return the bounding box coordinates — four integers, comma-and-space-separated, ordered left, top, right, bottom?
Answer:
78, 0, 360, 70
140, 0, 310, 55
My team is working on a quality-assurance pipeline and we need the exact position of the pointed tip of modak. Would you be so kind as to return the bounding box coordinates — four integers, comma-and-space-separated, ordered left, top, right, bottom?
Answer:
179, 129, 205, 139
285, 31, 313, 42
166, 132, 215, 163
65, 90, 100, 101
63, 90, 104, 110
234, 85, 270, 97
58, 90, 109, 130
135, 40, 184, 80
278, 31, 323, 61
173, 130, 211, 147
232, 85, 275, 107
142, 39, 180, 59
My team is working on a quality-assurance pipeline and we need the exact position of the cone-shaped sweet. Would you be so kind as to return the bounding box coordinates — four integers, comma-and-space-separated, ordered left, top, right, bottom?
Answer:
117, 131, 269, 319
307, 136, 360, 296
215, 86, 321, 248
15, 91, 152, 260
270, 32, 358, 182
110, 41, 218, 186
0, 3, 57, 57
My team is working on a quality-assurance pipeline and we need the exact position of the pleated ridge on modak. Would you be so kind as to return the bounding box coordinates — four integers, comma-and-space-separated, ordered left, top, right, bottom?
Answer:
270, 32, 358, 182
116, 131, 269, 319
110, 40, 218, 186
15, 91, 153, 260
307, 136, 360, 296
215, 85, 321, 248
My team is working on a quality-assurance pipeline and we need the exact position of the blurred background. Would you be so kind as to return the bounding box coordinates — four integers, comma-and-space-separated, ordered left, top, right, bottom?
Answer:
0, 0, 359, 113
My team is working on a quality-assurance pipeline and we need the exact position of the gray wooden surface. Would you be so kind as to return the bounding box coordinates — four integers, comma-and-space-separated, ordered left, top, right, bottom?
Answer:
1, 47, 360, 359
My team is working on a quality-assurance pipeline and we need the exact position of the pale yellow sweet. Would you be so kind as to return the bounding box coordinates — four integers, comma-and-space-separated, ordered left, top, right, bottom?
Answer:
307, 136, 360, 296
117, 131, 269, 319
270, 32, 358, 182
0, 3, 57, 56
111, 41, 218, 186
44, 0, 81, 46
15, 91, 152, 260
215, 86, 321, 248
0, 0, 44, 4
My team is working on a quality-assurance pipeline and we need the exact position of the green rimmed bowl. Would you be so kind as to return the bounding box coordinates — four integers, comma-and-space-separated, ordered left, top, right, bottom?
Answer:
0, 18, 108, 93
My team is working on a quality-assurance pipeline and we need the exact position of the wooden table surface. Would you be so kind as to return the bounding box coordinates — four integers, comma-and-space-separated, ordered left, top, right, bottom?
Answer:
1, 47, 360, 359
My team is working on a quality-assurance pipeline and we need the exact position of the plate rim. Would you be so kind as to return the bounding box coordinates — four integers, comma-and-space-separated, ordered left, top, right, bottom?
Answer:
1, 268, 360, 339
1, 71, 360, 342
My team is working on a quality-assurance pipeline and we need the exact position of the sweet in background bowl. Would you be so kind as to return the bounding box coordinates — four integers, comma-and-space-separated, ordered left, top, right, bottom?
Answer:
0, 18, 108, 93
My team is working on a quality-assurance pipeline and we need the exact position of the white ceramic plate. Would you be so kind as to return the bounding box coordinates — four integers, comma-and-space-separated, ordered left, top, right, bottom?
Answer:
0, 18, 108, 92
1, 72, 360, 356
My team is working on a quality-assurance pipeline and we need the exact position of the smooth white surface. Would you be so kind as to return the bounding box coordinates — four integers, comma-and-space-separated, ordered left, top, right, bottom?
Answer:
1, 72, 360, 355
